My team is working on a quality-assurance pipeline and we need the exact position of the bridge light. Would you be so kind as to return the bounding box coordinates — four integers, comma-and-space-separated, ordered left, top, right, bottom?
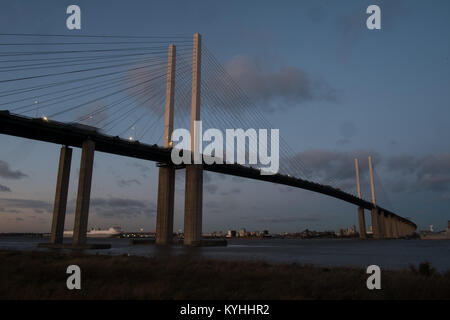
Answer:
42, 116, 48, 121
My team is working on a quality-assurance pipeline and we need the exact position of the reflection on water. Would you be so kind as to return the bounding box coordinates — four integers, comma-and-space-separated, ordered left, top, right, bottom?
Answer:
1, 237, 450, 271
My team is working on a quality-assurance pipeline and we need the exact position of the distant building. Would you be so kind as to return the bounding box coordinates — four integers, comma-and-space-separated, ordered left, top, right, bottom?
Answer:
239, 228, 247, 237
226, 230, 236, 238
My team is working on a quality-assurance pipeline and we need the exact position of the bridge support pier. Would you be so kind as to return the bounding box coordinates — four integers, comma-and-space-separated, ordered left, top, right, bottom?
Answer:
371, 208, 381, 239
357, 207, 366, 239
400, 220, 405, 237
156, 167, 175, 245
73, 140, 95, 246
184, 164, 203, 245
50, 146, 72, 244
379, 211, 386, 238
385, 214, 393, 238
392, 218, 399, 238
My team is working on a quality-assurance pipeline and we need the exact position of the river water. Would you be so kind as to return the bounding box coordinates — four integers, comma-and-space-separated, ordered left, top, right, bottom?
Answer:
1, 237, 450, 272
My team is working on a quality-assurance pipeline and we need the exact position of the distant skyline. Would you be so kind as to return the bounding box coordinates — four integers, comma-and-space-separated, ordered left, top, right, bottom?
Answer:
1, 0, 450, 233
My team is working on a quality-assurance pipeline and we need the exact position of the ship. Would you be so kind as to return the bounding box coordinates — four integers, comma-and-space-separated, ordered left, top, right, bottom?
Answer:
63, 226, 122, 238
420, 221, 450, 240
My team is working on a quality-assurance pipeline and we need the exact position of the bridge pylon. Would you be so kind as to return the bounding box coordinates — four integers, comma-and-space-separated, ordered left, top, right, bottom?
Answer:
50, 146, 72, 244
184, 33, 203, 246
368, 156, 384, 239
156, 44, 176, 245
354, 158, 366, 239
73, 139, 95, 245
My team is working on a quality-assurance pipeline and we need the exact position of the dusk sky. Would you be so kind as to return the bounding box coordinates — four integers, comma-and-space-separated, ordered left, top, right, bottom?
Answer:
0, 0, 449, 233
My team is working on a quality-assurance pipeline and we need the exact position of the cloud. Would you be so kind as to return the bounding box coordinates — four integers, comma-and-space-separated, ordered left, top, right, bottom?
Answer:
385, 153, 450, 194
0, 198, 52, 214
205, 184, 219, 195
89, 197, 156, 219
132, 162, 151, 173
287, 149, 450, 199
220, 55, 337, 112
417, 154, 450, 192
117, 179, 141, 188
386, 155, 419, 174
0, 184, 11, 192
205, 201, 220, 209
256, 214, 320, 223
220, 187, 241, 196
286, 149, 379, 187
0, 160, 27, 180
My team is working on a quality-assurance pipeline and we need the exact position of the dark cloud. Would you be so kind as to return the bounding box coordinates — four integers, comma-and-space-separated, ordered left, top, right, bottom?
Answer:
0, 160, 27, 180
132, 162, 152, 173
0, 184, 11, 192
385, 153, 450, 194
117, 179, 141, 188
386, 155, 418, 174
220, 187, 241, 196
205, 184, 219, 195
417, 154, 450, 192
222, 55, 337, 112
0, 198, 52, 214
90, 197, 156, 219
287, 149, 450, 200
256, 214, 320, 223
286, 149, 379, 188
205, 201, 220, 209
0, 207, 20, 214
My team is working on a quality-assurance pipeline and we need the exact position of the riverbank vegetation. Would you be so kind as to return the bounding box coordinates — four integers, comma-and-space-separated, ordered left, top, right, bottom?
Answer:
0, 250, 449, 299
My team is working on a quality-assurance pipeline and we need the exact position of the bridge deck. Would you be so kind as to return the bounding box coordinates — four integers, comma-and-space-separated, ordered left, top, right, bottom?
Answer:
0, 111, 416, 228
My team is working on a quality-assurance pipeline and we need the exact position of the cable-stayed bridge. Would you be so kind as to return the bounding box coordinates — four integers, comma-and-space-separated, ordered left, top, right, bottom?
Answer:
0, 33, 416, 247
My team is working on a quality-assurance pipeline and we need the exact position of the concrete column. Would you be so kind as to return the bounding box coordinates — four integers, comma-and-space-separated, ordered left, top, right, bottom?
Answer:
392, 217, 399, 238
156, 44, 176, 245
368, 156, 376, 206
156, 167, 175, 244
378, 211, 385, 238
399, 222, 405, 237
73, 140, 95, 246
371, 208, 381, 239
357, 207, 366, 239
184, 33, 203, 246
385, 214, 392, 238
50, 146, 72, 244
406, 224, 415, 237
184, 165, 203, 245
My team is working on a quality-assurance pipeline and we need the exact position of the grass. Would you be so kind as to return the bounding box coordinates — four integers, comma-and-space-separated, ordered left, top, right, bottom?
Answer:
0, 250, 449, 300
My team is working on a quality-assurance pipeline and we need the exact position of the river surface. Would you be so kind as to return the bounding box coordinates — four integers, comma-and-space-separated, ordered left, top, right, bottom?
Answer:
1, 237, 450, 271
